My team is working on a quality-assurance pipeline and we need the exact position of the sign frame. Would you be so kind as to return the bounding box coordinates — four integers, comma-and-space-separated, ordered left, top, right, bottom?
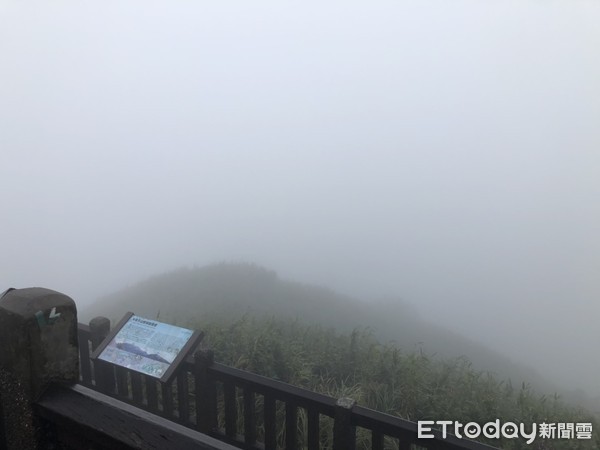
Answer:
91, 311, 204, 383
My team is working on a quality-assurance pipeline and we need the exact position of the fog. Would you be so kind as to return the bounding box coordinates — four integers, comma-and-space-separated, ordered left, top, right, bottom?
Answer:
1, 1, 599, 398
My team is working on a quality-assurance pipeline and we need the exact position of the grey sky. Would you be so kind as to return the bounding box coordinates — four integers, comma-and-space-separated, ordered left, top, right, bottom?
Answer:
1, 1, 599, 396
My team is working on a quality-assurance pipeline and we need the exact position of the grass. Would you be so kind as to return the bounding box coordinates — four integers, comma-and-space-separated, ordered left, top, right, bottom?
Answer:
187, 314, 599, 449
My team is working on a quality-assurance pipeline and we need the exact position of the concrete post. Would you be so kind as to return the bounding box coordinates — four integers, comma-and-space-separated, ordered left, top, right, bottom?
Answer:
0, 287, 79, 449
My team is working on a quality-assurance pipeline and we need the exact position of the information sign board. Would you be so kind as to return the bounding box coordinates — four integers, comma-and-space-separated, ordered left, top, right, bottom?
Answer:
91, 312, 203, 383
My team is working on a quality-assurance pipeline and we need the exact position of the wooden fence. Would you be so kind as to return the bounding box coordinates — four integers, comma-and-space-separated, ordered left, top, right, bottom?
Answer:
78, 319, 498, 450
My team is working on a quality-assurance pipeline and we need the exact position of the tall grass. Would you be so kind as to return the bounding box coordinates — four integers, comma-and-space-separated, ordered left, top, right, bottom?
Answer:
190, 315, 599, 449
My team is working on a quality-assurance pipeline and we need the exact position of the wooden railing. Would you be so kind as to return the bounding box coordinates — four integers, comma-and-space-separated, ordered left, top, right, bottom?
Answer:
78, 321, 498, 450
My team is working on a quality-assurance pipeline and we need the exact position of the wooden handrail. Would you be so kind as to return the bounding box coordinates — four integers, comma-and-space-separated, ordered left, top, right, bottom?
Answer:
77, 321, 499, 450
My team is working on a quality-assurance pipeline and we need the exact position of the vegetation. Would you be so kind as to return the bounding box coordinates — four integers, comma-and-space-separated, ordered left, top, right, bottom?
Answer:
84, 263, 567, 397
192, 315, 599, 449
84, 263, 600, 448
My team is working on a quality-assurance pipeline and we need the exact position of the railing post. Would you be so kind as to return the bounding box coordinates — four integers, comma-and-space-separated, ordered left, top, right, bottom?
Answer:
0, 287, 79, 450
333, 397, 356, 450
194, 349, 217, 433
243, 387, 256, 446
89, 316, 114, 394
89, 316, 110, 351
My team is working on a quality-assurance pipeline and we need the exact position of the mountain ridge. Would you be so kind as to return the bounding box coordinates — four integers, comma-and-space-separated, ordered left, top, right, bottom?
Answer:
80, 262, 597, 413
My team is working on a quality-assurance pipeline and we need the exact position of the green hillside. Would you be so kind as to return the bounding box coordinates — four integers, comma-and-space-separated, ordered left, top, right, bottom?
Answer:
82, 263, 565, 391
81, 263, 599, 448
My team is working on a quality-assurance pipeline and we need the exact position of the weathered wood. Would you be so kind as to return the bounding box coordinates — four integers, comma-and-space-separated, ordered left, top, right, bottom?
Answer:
333, 397, 356, 450
223, 381, 237, 438
92, 360, 115, 394
162, 381, 174, 417
399, 438, 412, 450
263, 395, 276, 450
352, 405, 500, 450
130, 372, 143, 404
115, 366, 129, 398
194, 349, 217, 433
285, 402, 298, 450
177, 371, 190, 423
209, 362, 337, 415
242, 387, 256, 445
307, 408, 319, 450
352, 404, 419, 441
77, 323, 500, 450
145, 375, 159, 411
36, 383, 237, 450
89, 317, 110, 351
372, 429, 384, 450
89, 317, 115, 394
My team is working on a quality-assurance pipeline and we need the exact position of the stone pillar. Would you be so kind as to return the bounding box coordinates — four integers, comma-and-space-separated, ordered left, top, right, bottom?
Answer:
0, 287, 79, 449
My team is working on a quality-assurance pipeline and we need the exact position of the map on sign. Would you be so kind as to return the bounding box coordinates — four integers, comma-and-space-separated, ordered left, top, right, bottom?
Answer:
97, 315, 195, 379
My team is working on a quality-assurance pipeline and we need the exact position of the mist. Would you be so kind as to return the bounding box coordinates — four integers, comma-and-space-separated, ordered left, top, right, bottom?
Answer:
1, 1, 599, 399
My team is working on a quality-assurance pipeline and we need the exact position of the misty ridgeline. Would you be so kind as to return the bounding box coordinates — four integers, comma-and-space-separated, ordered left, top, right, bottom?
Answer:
3, 3, 598, 448
82, 263, 600, 450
